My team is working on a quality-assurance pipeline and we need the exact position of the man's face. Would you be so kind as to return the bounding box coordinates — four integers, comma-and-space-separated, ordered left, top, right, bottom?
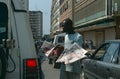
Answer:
62, 26, 67, 32
60, 26, 66, 32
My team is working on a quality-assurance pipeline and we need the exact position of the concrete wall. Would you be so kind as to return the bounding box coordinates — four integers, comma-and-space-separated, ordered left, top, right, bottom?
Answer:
105, 28, 116, 41
83, 31, 96, 46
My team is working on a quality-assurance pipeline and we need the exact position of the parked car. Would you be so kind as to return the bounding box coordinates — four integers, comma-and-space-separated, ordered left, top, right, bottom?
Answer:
82, 40, 120, 79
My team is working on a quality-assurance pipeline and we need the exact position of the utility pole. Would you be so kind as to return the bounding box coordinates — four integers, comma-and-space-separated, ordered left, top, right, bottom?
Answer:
115, 16, 120, 39
114, 2, 120, 39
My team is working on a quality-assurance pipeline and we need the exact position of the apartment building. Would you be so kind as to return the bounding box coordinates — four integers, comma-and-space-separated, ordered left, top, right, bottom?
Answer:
51, 0, 120, 48
51, 0, 73, 37
51, 0, 61, 38
59, 0, 73, 22
74, 0, 120, 47
29, 11, 43, 42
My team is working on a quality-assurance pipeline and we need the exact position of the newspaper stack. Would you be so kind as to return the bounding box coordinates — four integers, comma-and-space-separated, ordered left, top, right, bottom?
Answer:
56, 43, 88, 64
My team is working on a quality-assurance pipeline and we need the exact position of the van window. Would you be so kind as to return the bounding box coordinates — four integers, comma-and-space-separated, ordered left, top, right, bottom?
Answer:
0, 3, 8, 43
58, 36, 64, 43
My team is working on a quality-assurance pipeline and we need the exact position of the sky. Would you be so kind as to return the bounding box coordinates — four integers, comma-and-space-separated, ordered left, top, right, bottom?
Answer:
29, 0, 52, 35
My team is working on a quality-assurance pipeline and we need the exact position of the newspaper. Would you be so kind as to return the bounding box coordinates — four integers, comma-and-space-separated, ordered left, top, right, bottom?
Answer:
41, 40, 54, 49
56, 43, 88, 64
44, 44, 64, 58
45, 47, 55, 57
56, 49, 69, 63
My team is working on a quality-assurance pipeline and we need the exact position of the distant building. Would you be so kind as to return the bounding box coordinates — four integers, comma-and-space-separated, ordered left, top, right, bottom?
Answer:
29, 11, 43, 42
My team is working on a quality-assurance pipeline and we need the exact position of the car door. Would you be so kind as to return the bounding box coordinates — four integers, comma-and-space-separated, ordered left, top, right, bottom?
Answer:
83, 43, 110, 79
83, 42, 120, 79
102, 42, 120, 79
95, 42, 120, 79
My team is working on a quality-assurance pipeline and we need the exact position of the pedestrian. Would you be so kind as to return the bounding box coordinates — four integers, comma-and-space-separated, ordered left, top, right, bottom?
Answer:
35, 41, 39, 53
59, 18, 83, 79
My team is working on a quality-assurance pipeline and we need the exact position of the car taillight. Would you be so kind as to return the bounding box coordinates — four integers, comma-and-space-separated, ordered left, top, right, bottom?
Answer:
23, 58, 41, 79
26, 59, 37, 67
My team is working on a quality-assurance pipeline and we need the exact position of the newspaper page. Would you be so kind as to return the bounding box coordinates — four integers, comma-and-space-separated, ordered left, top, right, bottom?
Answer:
45, 47, 55, 57
56, 49, 69, 63
64, 43, 88, 64
41, 40, 54, 49
45, 45, 63, 57
56, 43, 88, 64
41, 41, 54, 52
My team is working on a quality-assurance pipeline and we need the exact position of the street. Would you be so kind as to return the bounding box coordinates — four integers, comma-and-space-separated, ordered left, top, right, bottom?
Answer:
41, 59, 85, 79
41, 60, 60, 79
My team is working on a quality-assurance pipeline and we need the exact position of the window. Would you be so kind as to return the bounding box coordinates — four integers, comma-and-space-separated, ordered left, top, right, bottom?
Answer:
103, 43, 119, 63
75, 0, 80, 3
0, 3, 8, 42
112, 47, 119, 64
64, 1, 68, 11
60, 0, 64, 5
93, 43, 110, 60
58, 36, 64, 43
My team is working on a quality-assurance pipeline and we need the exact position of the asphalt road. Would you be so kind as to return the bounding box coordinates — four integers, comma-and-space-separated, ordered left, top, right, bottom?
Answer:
38, 50, 85, 79
41, 60, 60, 79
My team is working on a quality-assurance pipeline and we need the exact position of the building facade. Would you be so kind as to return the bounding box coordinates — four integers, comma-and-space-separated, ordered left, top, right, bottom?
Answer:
74, 0, 120, 47
51, 0, 120, 48
29, 11, 43, 42
59, 0, 73, 22
51, 0, 60, 38
51, 0, 73, 37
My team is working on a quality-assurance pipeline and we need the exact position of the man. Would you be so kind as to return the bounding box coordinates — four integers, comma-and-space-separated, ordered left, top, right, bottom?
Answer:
60, 18, 83, 79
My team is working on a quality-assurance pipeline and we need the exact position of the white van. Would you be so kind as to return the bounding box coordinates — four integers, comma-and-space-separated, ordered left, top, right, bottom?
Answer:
53, 33, 65, 47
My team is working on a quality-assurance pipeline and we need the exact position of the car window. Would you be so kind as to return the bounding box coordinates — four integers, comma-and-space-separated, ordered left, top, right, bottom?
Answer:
103, 43, 119, 63
111, 47, 119, 64
58, 36, 64, 43
93, 43, 110, 60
